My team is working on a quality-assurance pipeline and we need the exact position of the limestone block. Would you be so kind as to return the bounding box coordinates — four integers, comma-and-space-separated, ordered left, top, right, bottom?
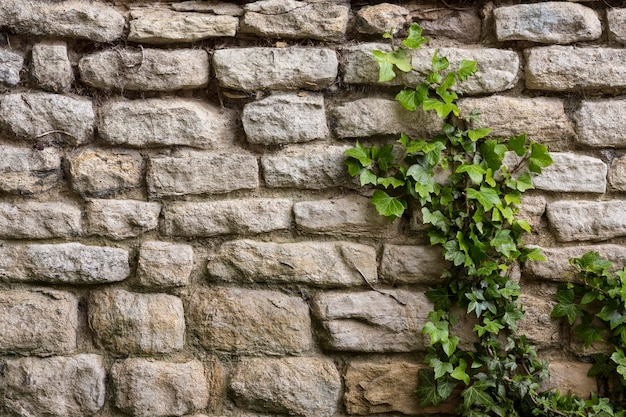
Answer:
229, 357, 340, 417
188, 288, 311, 355
543, 362, 596, 399
0, 145, 61, 194
420, 10, 482, 43
532, 152, 606, 193
89, 289, 185, 355
575, 100, 626, 148
0, 202, 82, 239
241, 0, 349, 41
0, 290, 77, 355
518, 195, 547, 231
207, 239, 377, 287
546, 200, 626, 242
86, 199, 161, 240
111, 358, 208, 417
0, 48, 22, 89
172, 1, 244, 15
1, 354, 105, 417
312, 290, 432, 352
356, 3, 409, 35
147, 151, 259, 197
517, 293, 560, 348
99, 98, 235, 149
608, 8, 626, 44
380, 244, 448, 285
137, 241, 193, 288
30, 42, 73, 92
610, 155, 626, 191
242, 93, 329, 145
79, 48, 209, 91
213, 47, 338, 91
0, 92, 94, 145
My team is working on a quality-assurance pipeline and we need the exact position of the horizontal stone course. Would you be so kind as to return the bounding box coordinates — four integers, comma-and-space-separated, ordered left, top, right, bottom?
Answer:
0, 202, 82, 239
547, 200, 626, 242
86, 199, 161, 240
531, 152, 607, 193
0, 145, 61, 194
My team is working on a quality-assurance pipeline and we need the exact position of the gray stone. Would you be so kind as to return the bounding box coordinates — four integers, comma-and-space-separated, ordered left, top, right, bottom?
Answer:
229, 357, 340, 417
188, 288, 311, 355
610, 155, 626, 191
0, 290, 77, 355
162, 199, 292, 237
147, 151, 259, 197
333, 98, 443, 139
137, 241, 194, 288
172, 1, 244, 15
494, 3, 601, 43
129, 9, 238, 43
241, 0, 349, 41
89, 289, 185, 355
546, 200, 626, 242
30, 42, 73, 92
517, 293, 559, 348
86, 199, 161, 240
207, 239, 377, 287
0, 202, 82, 239
518, 195, 547, 231
67, 148, 143, 197
532, 152, 607, 193
243, 93, 329, 145
79, 48, 210, 91
380, 244, 448, 285
312, 290, 431, 352
543, 362, 596, 399
356, 3, 409, 35
608, 8, 626, 44
213, 48, 338, 92
0, 0, 125, 42
575, 100, 626, 147
0, 48, 22, 89
99, 98, 235, 149
0, 145, 61, 194
111, 359, 209, 417
420, 10, 482, 43
0, 92, 94, 145
1, 355, 105, 417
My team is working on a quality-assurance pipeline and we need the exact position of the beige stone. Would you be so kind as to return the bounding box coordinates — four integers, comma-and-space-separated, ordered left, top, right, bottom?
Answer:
543, 362, 596, 398
532, 152, 606, 193
380, 244, 448, 285
421, 10, 482, 43
575, 100, 626, 148
172, 1, 244, 15
0, 202, 82, 239
86, 199, 161, 240
356, 3, 409, 35
517, 293, 560, 348
610, 155, 626, 191
0, 145, 61, 194
30, 42, 73, 92
137, 241, 193, 288
546, 200, 626, 242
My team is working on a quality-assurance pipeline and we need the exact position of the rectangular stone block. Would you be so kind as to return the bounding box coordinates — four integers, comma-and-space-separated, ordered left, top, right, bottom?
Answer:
517, 293, 560, 348
86, 199, 161, 240
608, 8, 626, 43
0, 48, 23, 89
137, 241, 193, 288
380, 244, 448, 285
31, 41, 73, 92
531, 152, 606, 193
575, 100, 626, 148
547, 200, 626, 242
610, 155, 626, 191
542, 362, 596, 399
0, 202, 82, 239
0, 145, 61, 194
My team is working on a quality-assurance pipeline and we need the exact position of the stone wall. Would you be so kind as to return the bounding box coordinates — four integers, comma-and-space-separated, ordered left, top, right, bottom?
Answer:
0, 0, 621, 416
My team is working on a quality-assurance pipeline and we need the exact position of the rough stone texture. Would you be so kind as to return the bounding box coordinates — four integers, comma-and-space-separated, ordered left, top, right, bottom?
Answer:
610, 155, 626, 191
333, 98, 443, 139
112, 358, 209, 417
0, 0, 125, 42
213, 48, 338, 92
86, 199, 161, 240
356, 3, 409, 35
526, 46, 626, 92
67, 148, 143, 197
262, 145, 351, 189
172, 1, 244, 15
608, 8, 626, 44
242, 93, 329, 145
532, 152, 607, 193
129, 9, 238, 43
0, 290, 77, 355
137, 241, 193, 288
89, 289, 185, 355
544, 362, 596, 399
575, 100, 626, 147
380, 244, 448, 285
546, 200, 626, 242
0, 202, 82, 239
241, 0, 349, 41
30, 42, 73, 93
147, 151, 259, 197
0, 92, 94, 145
1, 354, 105, 417
207, 240, 378, 287
0, 145, 61, 194
188, 288, 311, 355
494, 3, 601, 43
517, 293, 559, 348
229, 357, 341, 417
0, 48, 23, 89
518, 195, 547, 231
79, 48, 210, 91
420, 10, 482, 43
312, 290, 432, 352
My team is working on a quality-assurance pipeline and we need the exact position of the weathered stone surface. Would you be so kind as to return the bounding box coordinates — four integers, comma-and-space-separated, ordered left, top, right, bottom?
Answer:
129, 9, 238, 43
526, 47, 626, 92
420, 10, 482, 43
0, 202, 82, 239
162, 199, 292, 237
517, 293, 559, 348
137, 241, 193, 288
518, 195, 546, 231
79, 49, 210, 91
241, 0, 349, 41
342, 44, 520, 94
213, 48, 338, 92
86, 200, 161, 240
546, 200, 626, 242
0, 290, 77, 355
0, 0, 125, 42
0, 145, 61, 194
333, 98, 443, 139
207, 240, 377, 287
380, 244, 448, 285
608, 8, 626, 43
148, 151, 259, 197
188, 288, 311, 355
494, 3, 601, 43
31, 42, 73, 92
1, 354, 105, 417
575, 100, 626, 147
262, 145, 351, 189
112, 358, 208, 417
0, 92, 94, 145
172, 1, 244, 15
99, 99, 235, 149
89, 289, 185, 355
610, 155, 626, 191
243, 93, 329, 145
67, 148, 143, 197
356, 3, 409, 35
531, 152, 607, 193
0, 48, 22, 89
229, 357, 340, 417
312, 290, 432, 352
543, 362, 596, 399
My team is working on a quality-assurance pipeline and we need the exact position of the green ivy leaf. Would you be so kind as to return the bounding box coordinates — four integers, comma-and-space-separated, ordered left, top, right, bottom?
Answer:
481, 139, 507, 171
345, 158, 361, 177
430, 358, 454, 379
468, 128, 492, 142
528, 142, 553, 174
508, 134, 527, 157
432, 50, 450, 71
407, 164, 437, 198
371, 190, 406, 219
516, 172, 534, 192
467, 186, 502, 211
423, 98, 459, 118
359, 169, 378, 186
462, 381, 496, 409
552, 288, 580, 325
395, 89, 419, 111
597, 305, 626, 330
415, 369, 442, 407
574, 322, 605, 347
402, 23, 429, 49
377, 177, 405, 188
344, 141, 372, 167
374, 144, 395, 171
451, 358, 471, 385
372, 50, 397, 82
457, 59, 477, 81
456, 164, 486, 184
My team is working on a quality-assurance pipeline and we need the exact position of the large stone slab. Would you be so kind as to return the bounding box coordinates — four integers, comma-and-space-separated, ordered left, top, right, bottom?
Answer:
547, 200, 626, 242
575, 100, 626, 147
0, 145, 61, 194
531, 152, 606, 193
380, 244, 448, 285
86, 199, 161, 240
355, 3, 409, 35
31, 42, 73, 93
0, 202, 82, 239
0, 48, 23, 89
608, 8, 626, 44
543, 362, 596, 399
137, 241, 194, 289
